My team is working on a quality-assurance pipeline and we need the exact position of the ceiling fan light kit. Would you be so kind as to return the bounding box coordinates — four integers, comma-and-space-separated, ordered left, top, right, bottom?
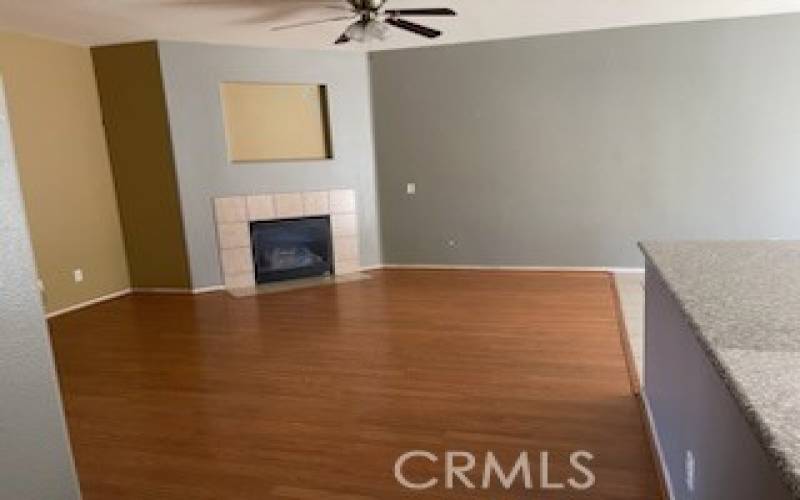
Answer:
344, 19, 389, 43
270, 0, 456, 45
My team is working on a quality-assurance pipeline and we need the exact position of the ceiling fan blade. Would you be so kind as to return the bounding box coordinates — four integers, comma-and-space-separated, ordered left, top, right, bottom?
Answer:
385, 17, 442, 38
323, 4, 354, 11
384, 8, 456, 16
271, 14, 355, 31
165, 0, 347, 6
334, 32, 350, 44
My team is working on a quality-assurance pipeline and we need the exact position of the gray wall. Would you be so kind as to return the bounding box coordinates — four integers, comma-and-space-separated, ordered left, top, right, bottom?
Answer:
158, 41, 381, 288
370, 14, 800, 268
644, 263, 792, 499
0, 81, 81, 499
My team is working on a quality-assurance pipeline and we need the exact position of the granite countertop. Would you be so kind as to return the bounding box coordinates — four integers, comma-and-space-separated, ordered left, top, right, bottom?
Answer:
640, 241, 800, 498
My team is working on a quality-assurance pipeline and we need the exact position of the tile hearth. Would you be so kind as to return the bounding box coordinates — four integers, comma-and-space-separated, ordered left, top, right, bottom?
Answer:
214, 189, 360, 290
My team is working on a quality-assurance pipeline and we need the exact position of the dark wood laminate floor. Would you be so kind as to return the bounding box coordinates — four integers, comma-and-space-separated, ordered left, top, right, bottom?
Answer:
49, 270, 661, 499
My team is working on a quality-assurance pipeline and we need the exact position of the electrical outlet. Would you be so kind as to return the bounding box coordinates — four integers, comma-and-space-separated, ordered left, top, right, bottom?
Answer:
73, 268, 84, 283
406, 183, 416, 195
685, 450, 695, 493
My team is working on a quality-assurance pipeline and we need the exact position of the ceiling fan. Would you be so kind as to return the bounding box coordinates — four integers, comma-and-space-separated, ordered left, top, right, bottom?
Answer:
270, 0, 456, 44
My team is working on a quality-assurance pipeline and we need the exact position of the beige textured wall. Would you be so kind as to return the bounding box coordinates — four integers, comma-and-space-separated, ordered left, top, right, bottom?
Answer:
0, 31, 129, 313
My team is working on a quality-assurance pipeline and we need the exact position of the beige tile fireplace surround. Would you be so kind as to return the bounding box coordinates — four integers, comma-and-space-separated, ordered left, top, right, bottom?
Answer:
214, 189, 360, 290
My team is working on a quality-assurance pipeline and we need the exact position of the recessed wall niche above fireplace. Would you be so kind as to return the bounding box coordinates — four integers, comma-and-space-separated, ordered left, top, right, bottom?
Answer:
214, 190, 360, 290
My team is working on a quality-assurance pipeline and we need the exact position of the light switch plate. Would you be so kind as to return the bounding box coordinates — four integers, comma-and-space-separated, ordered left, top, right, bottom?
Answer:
406, 183, 416, 195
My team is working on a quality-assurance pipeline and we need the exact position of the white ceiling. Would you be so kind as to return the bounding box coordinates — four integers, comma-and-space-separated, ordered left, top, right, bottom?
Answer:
2, 0, 800, 52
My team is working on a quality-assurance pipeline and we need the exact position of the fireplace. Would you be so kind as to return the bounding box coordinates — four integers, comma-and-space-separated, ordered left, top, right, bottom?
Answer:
214, 190, 359, 290
250, 216, 333, 284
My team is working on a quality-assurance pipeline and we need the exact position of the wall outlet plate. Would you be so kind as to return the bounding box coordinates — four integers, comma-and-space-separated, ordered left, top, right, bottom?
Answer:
406, 183, 416, 195
73, 269, 84, 283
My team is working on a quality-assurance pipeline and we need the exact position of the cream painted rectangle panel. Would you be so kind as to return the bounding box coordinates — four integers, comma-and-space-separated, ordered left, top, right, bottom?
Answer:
220, 83, 331, 162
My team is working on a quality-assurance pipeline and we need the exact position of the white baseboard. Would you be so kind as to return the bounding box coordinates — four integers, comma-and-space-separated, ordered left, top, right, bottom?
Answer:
46, 285, 224, 319
132, 286, 224, 295
379, 263, 645, 274
131, 287, 192, 294
191, 285, 225, 294
46, 288, 131, 319
613, 267, 645, 275
358, 264, 385, 272
642, 392, 676, 500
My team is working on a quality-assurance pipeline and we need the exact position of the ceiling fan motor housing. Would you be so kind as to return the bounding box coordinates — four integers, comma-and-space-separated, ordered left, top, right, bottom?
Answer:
349, 0, 387, 12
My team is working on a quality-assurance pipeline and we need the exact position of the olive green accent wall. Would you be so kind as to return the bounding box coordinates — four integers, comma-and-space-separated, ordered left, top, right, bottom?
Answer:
0, 31, 130, 314
93, 42, 191, 289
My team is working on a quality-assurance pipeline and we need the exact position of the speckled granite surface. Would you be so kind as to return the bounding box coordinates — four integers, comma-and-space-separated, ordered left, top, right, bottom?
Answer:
640, 241, 800, 498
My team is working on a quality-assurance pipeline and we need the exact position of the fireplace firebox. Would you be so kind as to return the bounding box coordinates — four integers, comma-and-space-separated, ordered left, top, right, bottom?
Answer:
250, 216, 333, 284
